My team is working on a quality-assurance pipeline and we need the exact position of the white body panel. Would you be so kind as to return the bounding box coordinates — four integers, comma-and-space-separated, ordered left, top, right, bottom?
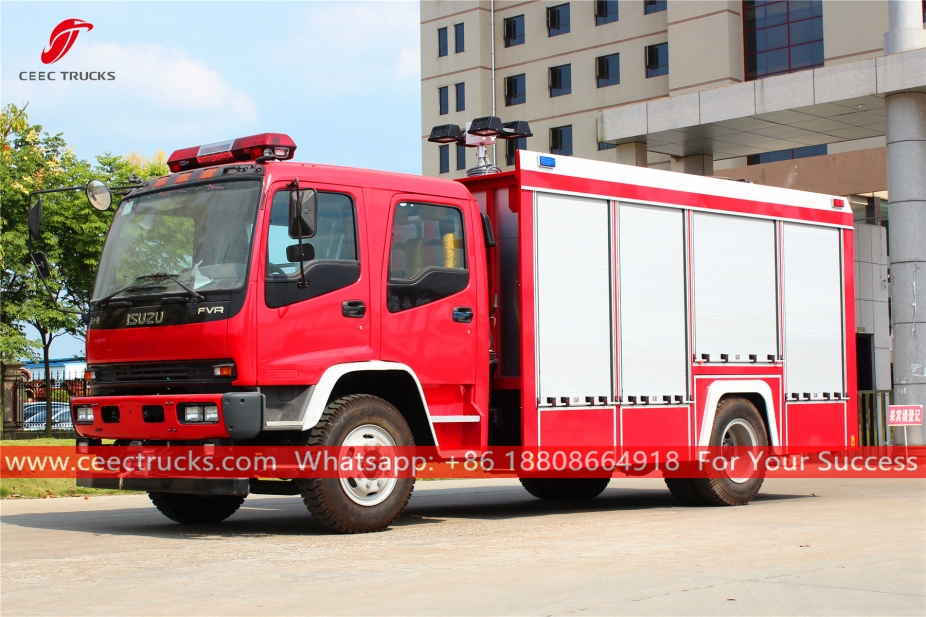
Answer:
782, 224, 845, 398
534, 192, 613, 404
691, 212, 778, 362
617, 203, 688, 402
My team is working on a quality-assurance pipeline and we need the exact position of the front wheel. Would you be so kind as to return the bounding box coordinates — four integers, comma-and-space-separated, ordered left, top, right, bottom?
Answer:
148, 492, 244, 524
295, 394, 415, 534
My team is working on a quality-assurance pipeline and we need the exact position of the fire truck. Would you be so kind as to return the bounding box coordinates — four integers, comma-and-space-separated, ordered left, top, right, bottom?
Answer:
47, 128, 855, 533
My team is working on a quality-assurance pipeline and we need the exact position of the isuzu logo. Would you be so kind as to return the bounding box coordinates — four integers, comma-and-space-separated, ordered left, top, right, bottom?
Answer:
126, 311, 164, 326
197, 306, 224, 315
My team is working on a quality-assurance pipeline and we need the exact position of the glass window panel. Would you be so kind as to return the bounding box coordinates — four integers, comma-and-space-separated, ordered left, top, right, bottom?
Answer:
267, 192, 357, 276
455, 82, 465, 112
505, 74, 526, 106
754, 1, 788, 29
766, 47, 790, 74
788, 0, 822, 21
438, 28, 448, 57
438, 86, 448, 115
504, 15, 525, 47
456, 144, 466, 171
756, 24, 789, 52
454, 23, 465, 53
789, 17, 822, 46
389, 203, 466, 280
439, 145, 449, 174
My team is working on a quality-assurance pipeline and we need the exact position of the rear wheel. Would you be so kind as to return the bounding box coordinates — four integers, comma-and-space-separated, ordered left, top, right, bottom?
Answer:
664, 478, 707, 505
148, 492, 244, 524
519, 478, 610, 501
693, 397, 767, 506
295, 394, 415, 534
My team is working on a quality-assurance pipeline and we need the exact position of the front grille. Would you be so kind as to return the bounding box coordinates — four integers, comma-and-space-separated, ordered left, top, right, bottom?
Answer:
91, 361, 230, 385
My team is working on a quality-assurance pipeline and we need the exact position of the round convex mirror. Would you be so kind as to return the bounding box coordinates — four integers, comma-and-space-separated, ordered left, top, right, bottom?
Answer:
85, 179, 112, 211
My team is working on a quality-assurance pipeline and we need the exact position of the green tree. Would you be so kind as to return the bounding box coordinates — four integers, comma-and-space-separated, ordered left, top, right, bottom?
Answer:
1, 103, 166, 434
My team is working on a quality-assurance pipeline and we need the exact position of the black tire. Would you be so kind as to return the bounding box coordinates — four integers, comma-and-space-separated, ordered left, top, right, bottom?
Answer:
693, 396, 768, 506
665, 478, 707, 506
545, 478, 610, 501
295, 394, 415, 534
148, 492, 244, 524
520, 478, 557, 500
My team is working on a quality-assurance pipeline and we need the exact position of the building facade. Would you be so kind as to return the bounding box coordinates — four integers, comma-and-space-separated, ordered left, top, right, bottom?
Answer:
421, 0, 926, 433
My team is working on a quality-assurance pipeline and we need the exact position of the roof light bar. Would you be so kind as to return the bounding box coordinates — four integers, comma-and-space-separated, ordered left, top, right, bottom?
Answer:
167, 133, 297, 173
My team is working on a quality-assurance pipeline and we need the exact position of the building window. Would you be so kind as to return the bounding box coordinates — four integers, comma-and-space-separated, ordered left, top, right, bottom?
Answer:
645, 43, 669, 78
547, 4, 570, 36
438, 27, 448, 57
644, 0, 667, 14
504, 15, 525, 47
746, 144, 826, 165
549, 64, 572, 97
455, 83, 465, 112
506, 137, 527, 166
454, 23, 465, 53
744, 1, 824, 81
456, 144, 467, 170
439, 145, 450, 174
438, 86, 449, 115
595, 0, 619, 25
550, 125, 573, 156
598, 142, 617, 150
596, 53, 620, 87
505, 74, 526, 106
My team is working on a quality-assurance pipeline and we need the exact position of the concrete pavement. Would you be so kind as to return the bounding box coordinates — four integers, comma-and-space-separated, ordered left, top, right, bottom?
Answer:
1, 478, 924, 615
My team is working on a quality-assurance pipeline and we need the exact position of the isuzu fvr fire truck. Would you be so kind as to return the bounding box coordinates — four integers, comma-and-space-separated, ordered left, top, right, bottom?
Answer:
62, 130, 857, 533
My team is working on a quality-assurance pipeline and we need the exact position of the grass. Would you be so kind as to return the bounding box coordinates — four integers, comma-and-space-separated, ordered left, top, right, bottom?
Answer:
1, 438, 140, 499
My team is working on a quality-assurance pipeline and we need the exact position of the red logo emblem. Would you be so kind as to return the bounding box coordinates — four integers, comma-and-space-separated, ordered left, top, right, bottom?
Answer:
41, 19, 93, 65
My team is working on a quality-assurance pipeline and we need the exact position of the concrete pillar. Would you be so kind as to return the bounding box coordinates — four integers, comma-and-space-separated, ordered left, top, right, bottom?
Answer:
885, 0, 926, 444
2, 362, 24, 433
615, 142, 648, 167
670, 154, 713, 176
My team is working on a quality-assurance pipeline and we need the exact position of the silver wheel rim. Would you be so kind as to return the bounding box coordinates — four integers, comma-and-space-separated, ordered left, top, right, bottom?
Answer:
338, 424, 398, 507
721, 418, 758, 484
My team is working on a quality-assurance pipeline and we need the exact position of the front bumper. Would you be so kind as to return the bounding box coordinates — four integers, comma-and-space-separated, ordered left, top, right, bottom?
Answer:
70, 392, 263, 441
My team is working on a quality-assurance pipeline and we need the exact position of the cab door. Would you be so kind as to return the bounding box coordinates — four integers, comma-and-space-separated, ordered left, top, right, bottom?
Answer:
256, 183, 372, 388
380, 198, 478, 425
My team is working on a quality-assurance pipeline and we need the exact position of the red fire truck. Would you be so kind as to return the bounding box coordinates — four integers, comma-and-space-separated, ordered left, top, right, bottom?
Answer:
58, 130, 856, 533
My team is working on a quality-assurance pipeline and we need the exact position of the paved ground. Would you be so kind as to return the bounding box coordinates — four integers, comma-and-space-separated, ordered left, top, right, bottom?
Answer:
1, 477, 924, 616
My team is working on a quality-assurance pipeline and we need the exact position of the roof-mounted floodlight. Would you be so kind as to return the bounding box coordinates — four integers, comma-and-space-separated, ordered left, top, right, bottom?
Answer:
467, 116, 505, 137
499, 120, 533, 140
428, 124, 465, 144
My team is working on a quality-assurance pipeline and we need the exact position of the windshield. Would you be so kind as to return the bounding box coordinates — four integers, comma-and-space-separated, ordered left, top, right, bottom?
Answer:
92, 180, 262, 300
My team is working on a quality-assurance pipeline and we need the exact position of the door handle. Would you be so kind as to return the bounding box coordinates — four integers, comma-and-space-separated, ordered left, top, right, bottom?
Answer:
342, 300, 366, 318
452, 306, 473, 323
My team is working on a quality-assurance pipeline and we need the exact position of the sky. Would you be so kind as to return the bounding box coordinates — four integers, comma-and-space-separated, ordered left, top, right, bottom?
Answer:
2, 0, 422, 358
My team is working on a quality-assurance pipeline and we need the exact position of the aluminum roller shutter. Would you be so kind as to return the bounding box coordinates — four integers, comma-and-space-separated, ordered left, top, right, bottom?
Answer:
692, 212, 778, 362
535, 193, 614, 404
618, 203, 687, 402
782, 223, 844, 397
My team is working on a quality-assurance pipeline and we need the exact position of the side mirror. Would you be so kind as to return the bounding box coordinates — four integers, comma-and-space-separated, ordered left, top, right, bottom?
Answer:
480, 212, 497, 248
289, 188, 317, 238
28, 196, 42, 240
286, 243, 315, 263
86, 180, 112, 211
31, 251, 51, 279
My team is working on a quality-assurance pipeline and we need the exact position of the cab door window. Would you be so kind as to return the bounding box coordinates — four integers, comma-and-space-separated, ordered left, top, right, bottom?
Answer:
387, 202, 468, 312
265, 190, 360, 308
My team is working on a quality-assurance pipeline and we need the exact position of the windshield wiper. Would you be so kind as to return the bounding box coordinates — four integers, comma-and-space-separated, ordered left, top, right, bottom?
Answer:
93, 273, 204, 307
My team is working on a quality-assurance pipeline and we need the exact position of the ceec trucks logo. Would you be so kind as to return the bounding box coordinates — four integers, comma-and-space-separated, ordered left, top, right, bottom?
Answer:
19, 18, 115, 81
41, 19, 93, 64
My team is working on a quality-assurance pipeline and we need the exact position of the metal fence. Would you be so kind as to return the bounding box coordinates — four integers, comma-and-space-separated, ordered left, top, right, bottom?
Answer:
858, 389, 894, 446
10, 370, 89, 432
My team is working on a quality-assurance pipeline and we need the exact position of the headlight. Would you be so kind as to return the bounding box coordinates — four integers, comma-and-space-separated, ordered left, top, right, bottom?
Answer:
203, 405, 219, 423
75, 406, 94, 423
184, 405, 204, 422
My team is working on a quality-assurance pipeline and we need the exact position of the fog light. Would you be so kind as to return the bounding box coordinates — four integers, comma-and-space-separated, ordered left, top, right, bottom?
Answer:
184, 405, 204, 422
76, 406, 94, 423
203, 404, 219, 423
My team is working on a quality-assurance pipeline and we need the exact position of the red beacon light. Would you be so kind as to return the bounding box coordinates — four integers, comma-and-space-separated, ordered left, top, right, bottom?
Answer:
167, 133, 297, 173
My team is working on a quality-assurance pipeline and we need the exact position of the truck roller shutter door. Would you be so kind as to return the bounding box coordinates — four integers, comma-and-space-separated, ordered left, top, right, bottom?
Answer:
782, 223, 844, 398
535, 192, 613, 404
692, 212, 777, 362
618, 203, 687, 402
